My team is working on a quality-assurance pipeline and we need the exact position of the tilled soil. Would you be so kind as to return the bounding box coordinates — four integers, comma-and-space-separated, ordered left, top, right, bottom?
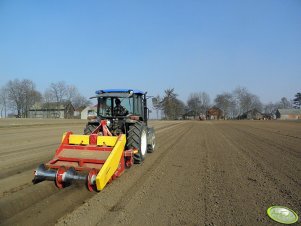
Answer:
0, 119, 300, 226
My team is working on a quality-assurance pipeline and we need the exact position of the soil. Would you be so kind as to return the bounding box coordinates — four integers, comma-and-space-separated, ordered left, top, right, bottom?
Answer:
0, 119, 300, 225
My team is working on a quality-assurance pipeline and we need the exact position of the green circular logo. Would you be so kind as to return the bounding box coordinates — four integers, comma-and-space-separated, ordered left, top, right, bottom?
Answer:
267, 206, 299, 224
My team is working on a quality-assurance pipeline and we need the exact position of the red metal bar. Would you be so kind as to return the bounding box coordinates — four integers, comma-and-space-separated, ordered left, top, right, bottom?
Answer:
91, 123, 102, 134
46, 164, 104, 172
57, 144, 112, 151
54, 157, 106, 164
89, 134, 98, 145
101, 120, 112, 136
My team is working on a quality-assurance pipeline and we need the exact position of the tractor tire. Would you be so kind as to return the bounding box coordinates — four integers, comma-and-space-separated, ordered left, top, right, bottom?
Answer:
127, 122, 148, 164
84, 124, 97, 135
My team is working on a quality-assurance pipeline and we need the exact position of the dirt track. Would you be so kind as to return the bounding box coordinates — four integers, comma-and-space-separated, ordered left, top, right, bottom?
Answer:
0, 119, 300, 225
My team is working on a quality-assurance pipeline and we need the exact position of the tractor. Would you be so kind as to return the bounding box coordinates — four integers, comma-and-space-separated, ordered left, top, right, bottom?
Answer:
32, 89, 155, 191
84, 89, 155, 162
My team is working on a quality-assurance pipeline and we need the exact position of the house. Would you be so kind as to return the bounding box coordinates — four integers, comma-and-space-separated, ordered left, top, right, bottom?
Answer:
240, 109, 263, 120
182, 110, 197, 120
206, 107, 223, 120
262, 113, 274, 120
199, 113, 206, 120
74, 106, 86, 119
28, 101, 74, 119
81, 105, 97, 120
276, 109, 301, 120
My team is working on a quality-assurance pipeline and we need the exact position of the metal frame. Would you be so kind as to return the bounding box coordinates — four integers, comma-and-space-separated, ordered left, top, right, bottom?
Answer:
34, 120, 136, 191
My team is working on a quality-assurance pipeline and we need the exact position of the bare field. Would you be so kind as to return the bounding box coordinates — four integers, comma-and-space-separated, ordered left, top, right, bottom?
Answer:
0, 119, 300, 225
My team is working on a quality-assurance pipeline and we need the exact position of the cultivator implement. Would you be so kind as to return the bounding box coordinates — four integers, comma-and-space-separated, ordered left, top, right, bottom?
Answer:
33, 120, 136, 191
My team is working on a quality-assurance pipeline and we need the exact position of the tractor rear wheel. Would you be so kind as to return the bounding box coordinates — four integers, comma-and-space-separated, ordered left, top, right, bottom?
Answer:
84, 124, 97, 135
127, 122, 148, 164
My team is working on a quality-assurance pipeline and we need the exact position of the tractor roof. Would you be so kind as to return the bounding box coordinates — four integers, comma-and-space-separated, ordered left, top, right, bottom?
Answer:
95, 89, 145, 95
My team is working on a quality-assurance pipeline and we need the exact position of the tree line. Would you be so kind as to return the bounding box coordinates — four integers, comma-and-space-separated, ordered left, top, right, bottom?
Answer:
153, 87, 301, 120
0, 79, 91, 118
1, 79, 300, 119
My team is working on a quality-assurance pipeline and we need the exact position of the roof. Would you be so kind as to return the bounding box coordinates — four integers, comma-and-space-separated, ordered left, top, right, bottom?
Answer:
243, 109, 263, 115
207, 107, 223, 112
82, 105, 97, 111
182, 110, 197, 116
95, 89, 145, 95
29, 101, 74, 111
277, 108, 301, 115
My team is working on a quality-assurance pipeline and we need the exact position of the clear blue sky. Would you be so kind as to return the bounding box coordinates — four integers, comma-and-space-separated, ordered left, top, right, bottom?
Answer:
0, 0, 300, 104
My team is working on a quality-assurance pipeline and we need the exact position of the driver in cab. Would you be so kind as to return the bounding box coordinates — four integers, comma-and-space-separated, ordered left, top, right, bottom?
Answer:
113, 98, 129, 116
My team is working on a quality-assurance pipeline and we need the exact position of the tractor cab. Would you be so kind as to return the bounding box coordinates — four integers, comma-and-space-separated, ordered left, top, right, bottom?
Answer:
84, 89, 155, 163
95, 89, 146, 122
86, 89, 153, 140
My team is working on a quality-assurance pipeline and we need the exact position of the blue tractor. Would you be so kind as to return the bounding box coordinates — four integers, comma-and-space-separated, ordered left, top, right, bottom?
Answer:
84, 89, 156, 163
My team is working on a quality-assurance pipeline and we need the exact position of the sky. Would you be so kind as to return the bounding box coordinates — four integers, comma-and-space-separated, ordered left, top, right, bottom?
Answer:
0, 0, 300, 105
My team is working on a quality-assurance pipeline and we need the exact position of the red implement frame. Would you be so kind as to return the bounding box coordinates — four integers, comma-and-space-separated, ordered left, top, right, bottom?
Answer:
45, 120, 134, 179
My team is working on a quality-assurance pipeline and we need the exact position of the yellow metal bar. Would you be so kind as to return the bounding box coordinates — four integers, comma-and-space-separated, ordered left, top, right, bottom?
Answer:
95, 135, 126, 191
69, 135, 90, 145
97, 136, 118, 147
61, 132, 67, 143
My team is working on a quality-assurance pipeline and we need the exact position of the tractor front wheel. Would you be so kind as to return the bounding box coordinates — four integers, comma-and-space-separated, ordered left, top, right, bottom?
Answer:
84, 124, 97, 135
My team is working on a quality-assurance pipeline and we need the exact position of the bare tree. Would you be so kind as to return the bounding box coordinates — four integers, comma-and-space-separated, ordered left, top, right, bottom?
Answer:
161, 88, 184, 119
0, 87, 8, 118
161, 88, 176, 119
6, 80, 23, 116
187, 93, 201, 118
6, 79, 42, 117
263, 97, 292, 116
199, 92, 211, 114
233, 87, 262, 115
66, 85, 78, 101
187, 92, 211, 118
274, 97, 292, 109
263, 102, 276, 115
45, 81, 68, 103
23, 80, 42, 117
250, 94, 263, 111
44, 81, 90, 109
72, 94, 91, 109
66, 85, 91, 109
152, 95, 162, 119
214, 92, 236, 119
43, 89, 53, 103
174, 99, 186, 119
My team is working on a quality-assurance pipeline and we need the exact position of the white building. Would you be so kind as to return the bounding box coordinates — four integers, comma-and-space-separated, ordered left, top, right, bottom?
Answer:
81, 105, 97, 120
276, 109, 301, 120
